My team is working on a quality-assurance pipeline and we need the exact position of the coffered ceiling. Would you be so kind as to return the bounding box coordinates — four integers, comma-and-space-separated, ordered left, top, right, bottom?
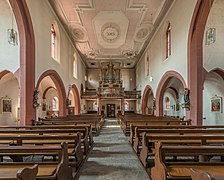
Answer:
48, 0, 174, 68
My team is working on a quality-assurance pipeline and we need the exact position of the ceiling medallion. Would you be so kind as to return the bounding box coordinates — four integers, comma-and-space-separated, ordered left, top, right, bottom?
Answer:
72, 25, 88, 42
122, 49, 136, 59
134, 26, 150, 42
101, 22, 120, 43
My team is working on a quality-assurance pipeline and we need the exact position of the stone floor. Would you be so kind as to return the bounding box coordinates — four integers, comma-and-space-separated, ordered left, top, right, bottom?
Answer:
77, 118, 149, 180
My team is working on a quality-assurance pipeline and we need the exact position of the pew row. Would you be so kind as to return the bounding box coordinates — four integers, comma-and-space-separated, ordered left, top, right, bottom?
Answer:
0, 142, 72, 180
0, 133, 83, 168
0, 128, 90, 155
33, 115, 104, 135
151, 142, 224, 180
0, 125, 94, 147
117, 114, 191, 135
140, 133, 224, 167
129, 125, 224, 146
133, 127, 224, 154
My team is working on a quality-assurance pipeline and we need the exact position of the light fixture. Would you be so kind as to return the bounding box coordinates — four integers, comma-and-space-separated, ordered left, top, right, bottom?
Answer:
149, 76, 153, 82
8, 1, 18, 46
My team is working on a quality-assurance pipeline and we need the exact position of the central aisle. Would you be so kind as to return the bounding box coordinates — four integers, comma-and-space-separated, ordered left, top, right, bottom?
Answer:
77, 118, 149, 180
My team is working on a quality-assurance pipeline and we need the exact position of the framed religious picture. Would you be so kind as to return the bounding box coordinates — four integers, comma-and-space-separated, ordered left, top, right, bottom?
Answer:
1, 97, 12, 113
211, 96, 222, 113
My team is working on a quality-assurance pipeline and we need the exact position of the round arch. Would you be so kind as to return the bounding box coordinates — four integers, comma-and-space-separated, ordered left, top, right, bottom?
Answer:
9, 0, 35, 125
142, 85, 154, 115
71, 84, 81, 115
36, 70, 66, 116
0, 70, 11, 80
211, 68, 224, 80
188, 0, 213, 125
156, 71, 187, 117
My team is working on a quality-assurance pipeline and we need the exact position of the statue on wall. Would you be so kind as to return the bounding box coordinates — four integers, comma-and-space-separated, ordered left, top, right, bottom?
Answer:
183, 88, 190, 110
33, 90, 40, 108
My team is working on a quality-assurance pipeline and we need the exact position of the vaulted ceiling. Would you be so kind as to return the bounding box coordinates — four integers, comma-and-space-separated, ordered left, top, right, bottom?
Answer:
48, 0, 174, 68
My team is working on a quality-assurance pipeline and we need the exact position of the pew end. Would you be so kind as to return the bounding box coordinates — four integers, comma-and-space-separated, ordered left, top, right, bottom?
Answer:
16, 164, 38, 180
190, 168, 215, 180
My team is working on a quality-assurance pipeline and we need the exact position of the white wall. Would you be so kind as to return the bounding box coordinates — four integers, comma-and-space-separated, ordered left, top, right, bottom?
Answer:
203, 72, 224, 125
136, 0, 196, 104
0, 0, 20, 73
203, 0, 224, 71
26, 0, 86, 108
121, 69, 136, 90
87, 69, 100, 89
0, 73, 19, 125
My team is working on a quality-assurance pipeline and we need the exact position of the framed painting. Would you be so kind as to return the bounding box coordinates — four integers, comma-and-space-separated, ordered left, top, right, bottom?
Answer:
211, 96, 222, 113
1, 98, 12, 113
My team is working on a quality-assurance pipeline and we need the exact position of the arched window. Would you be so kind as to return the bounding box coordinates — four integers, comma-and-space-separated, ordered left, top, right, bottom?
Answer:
51, 22, 60, 62
166, 23, 171, 58
73, 52, 78, 79
165, 97, 170, 109
52, 97, 59, 111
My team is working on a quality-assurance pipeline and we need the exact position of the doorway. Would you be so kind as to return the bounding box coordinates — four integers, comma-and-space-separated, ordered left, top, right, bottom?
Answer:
107, 104, 115, 117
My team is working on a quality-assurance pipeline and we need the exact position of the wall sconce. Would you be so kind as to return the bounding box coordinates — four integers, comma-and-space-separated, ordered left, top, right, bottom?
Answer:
149, 76, 153, 82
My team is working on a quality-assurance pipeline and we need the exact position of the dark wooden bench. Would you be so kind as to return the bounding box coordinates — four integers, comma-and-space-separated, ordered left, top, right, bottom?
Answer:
0, 142, 72, 180
33, 115, 104, 135
151, 142, 224, 180
140, 133, 224, 167
0, 133, 83, 168
129, 125, 224, 146
118, 114, 190, 135
133, 127, 224, 154
0, 164, 38, 180
0, 125, 94, 148
0, 128, 90, 155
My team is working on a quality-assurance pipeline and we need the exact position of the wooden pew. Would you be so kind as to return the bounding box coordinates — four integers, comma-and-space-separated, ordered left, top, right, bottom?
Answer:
0, 142, 72, 180
151, 142, 224, 180
0, 128, 90, 155
0, 164, 38, 180
129, 125, 224, 146
118, 115, 191, 135
133, 127, 224, 154
0, 133, 83, 168
140, 133, 224, 167
0, 125, 94, 147
191, 168, 216, 180
33, 115, 104, 135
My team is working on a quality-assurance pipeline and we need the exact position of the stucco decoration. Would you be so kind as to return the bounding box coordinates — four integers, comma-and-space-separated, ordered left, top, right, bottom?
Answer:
72, 24, 88, 42
122, 49, 136, 59
88, 49, 99, 59
101, 22, 120, 43
135, 25, 150, 42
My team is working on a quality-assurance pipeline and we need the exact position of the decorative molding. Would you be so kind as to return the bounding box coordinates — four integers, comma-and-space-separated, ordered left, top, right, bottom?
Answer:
122, 49, 137, 59
101, 22, 120, 43
71, 24, 88, 42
